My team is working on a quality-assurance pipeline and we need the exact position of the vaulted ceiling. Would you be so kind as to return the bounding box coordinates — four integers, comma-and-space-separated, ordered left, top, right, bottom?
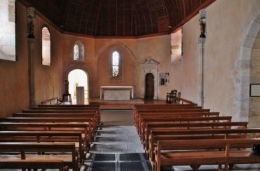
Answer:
21, 0, 215, 37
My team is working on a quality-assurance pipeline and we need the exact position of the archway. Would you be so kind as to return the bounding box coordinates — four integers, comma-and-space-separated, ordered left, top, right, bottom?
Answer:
237, 10, 260, 128
68, 69, 89, 102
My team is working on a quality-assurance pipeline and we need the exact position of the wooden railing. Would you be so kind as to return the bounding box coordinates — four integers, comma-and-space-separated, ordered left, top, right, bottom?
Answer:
40, 97, 60, 105
176, 97, 197, 106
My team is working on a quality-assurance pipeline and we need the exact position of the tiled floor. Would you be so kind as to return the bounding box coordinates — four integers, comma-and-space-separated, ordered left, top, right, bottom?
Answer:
83, 109, 260, 171
90, 125, 145, 154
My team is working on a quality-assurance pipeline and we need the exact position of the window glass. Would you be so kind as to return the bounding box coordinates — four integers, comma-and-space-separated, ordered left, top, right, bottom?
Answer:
112, 51, 120, 77
42, 27, 51, 65
73, 44, 79, 60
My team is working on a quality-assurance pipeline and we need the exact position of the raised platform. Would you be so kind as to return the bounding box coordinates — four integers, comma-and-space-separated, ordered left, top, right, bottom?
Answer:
89, 98, 144, 109
68, 98, 166, 109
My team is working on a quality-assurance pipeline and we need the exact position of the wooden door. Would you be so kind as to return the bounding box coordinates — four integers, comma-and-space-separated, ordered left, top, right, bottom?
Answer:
145, 73, 154, 99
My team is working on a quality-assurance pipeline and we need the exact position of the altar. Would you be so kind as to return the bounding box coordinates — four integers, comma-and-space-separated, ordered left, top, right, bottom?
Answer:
100, 86, 134, 100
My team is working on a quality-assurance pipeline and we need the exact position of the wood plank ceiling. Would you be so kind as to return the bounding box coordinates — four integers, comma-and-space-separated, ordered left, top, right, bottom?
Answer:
21, 0, 215, 37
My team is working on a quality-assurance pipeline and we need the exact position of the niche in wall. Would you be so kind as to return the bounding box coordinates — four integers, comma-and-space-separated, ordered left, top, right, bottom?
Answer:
140, 57, 159, 99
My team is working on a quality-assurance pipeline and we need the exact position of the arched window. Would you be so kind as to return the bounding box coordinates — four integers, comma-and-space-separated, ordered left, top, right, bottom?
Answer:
73, 41, 84, 61
42, 27, 51, 65
112, 50, 120, 77
73, 44, 79, 60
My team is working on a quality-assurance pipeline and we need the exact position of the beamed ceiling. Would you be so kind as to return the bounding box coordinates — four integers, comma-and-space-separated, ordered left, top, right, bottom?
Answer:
20, 0, 215, 37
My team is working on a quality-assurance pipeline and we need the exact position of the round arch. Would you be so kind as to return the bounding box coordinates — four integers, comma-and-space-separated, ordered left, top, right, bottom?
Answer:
68, 69, 88, 99
236, 10, 260, 125
63, 64, 93, 98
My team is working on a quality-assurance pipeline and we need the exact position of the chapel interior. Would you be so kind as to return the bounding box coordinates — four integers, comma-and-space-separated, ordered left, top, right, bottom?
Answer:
0, 0, 260, 170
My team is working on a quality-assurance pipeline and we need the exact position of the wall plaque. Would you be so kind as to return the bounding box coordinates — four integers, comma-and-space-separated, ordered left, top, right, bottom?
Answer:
250, 84, 260, 97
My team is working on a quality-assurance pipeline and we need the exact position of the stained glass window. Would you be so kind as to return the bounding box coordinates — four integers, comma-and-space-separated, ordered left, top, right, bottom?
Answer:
73, 44, 79, 60
112, 51, 120, 77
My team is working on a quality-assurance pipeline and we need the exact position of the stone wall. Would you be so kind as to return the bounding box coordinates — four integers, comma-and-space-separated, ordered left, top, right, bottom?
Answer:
167, 0, 260, 127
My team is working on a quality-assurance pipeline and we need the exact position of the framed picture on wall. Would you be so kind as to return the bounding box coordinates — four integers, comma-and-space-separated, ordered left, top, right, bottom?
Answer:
250, 84, 260, 97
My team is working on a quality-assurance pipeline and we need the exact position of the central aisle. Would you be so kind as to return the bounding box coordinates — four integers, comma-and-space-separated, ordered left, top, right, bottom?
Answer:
85, 109, 152, 171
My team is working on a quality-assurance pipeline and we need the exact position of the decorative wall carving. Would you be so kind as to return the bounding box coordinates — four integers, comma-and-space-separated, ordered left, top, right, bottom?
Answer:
140, 57, 159, 99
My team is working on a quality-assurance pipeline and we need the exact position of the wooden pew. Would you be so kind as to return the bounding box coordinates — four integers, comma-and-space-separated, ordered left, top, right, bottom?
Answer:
134, 109, 212, 126
0, 160, 69, 171
134, 107, 207, 124
155, 138, 260, 171
12, 112, 98, 131
136, 112, 220, 136
139, 116, 232, 143
36, 105, 100, 122
0, 122, 92, 151
0, 142, 77, 170
23, 109, 97, 113
31, 105, 101, 123
143, 121, 248, 154
139, 115, 231, 131
38, 104, 100, 108
134, 104, 199, 119
12, 112, 99, 131
148, 128, 260, 164
0, 131, 84, 164
136, 112, 221, 134
0, 116, 93, 123
22, 109, 100, 122
0, 117, 97, 152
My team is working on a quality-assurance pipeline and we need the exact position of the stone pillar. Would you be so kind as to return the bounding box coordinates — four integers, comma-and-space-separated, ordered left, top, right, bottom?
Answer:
27, 7, 36, 108
198, 38, 206, 107
198, 9, 206, 107
28, 38, 36, 107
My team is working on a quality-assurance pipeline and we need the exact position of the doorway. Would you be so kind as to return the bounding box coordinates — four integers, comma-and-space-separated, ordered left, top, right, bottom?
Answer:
68, 69, 89, 101
145, 73, 154, 100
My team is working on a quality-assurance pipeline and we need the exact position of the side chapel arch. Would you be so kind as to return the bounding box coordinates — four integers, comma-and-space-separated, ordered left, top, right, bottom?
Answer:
236, 9, 260, 127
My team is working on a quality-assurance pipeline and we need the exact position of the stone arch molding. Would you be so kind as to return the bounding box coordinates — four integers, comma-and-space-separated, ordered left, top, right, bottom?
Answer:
140, 57, 159, 99
95, 40, 136, 61
236, 10, 260, 122
63, 64, 93, 98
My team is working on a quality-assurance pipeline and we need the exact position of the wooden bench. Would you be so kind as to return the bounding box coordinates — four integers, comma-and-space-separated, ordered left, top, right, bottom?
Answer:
0, 142, 78, 170
0, 116, 97, 136
143, 121, 248, 155
0, 131, 84, 164
134, 107, 208, 124
134, 104, 200, 119
38, 104, 100, 108
23, 109, 97, 113
136, 112, 220, 137
155, 138, 260, 171
136, 112, 221, 134
22, 109, 100, 121
0, 122, 92, 151
139, 116, 231, 133
31, 105, 101, 122
148, 128, 260, 164
12, 112, 99, 131
139, 116, 232, 143
134, 109, 212, 126
0, 160, 69, 171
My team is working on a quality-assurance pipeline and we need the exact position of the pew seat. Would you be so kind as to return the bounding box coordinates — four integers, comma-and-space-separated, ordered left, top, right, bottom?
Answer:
155, 138, 260, 171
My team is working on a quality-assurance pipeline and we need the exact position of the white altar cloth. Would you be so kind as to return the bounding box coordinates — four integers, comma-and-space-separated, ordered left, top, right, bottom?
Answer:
100, 86, 134, 99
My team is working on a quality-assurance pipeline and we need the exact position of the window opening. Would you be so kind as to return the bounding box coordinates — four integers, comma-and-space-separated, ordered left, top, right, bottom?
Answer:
112, 51, 120, 77
73, 44, 79, 60
42, 27, 51, 66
